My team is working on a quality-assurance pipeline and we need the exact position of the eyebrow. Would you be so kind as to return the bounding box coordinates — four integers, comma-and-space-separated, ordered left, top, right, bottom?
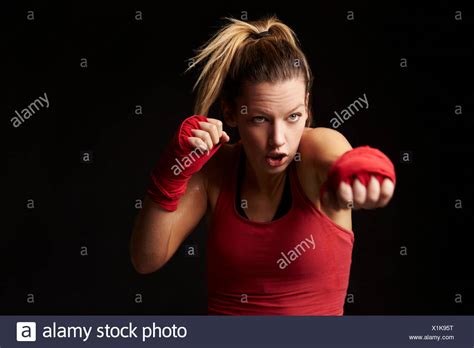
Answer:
252, 104, 305, 117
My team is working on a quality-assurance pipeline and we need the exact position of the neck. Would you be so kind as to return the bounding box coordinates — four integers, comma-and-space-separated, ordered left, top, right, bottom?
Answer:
243, 156, 287, 197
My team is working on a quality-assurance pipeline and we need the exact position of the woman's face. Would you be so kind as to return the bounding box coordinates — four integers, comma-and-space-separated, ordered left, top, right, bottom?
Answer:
229, 78, 309, 175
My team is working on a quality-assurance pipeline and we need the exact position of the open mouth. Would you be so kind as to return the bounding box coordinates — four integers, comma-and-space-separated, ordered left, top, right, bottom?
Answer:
265, 153, 288, 167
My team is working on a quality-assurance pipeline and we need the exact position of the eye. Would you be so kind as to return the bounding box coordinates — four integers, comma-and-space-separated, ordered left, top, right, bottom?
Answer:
252, 116, 266, 124
288, 113, 302, 122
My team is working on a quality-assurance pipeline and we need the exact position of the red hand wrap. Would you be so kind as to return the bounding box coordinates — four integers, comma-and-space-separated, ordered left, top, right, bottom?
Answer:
147, 115, 222, 211
319, 146, 396, 198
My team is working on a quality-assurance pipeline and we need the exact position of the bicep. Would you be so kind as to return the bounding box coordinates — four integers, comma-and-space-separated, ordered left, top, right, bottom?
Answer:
136, 170, 208, 270
160, 170, 208, 264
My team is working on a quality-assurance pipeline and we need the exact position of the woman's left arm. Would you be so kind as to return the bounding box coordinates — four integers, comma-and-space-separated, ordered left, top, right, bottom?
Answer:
300, 128, 396, 211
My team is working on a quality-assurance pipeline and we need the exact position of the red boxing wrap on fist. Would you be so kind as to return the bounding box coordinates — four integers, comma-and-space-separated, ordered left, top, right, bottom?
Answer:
319, 146, 396, 198
147, 115, 223, 211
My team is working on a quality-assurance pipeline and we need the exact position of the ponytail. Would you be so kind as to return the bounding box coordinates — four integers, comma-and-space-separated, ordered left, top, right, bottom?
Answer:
185, 15, 314, 127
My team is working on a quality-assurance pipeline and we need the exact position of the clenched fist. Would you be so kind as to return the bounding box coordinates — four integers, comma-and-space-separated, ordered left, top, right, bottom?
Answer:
188, 118, 230, 153
322, 176, 395, 210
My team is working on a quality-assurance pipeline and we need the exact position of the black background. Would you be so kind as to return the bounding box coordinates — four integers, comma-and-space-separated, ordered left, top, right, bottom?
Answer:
4, 2, 473, 314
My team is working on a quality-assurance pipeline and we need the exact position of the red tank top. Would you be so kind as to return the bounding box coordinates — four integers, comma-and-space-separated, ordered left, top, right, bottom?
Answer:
207, 143, 355, 315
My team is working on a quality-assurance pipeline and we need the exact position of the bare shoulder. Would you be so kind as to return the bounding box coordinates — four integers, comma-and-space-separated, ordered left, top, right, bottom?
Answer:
299, 127, 352, 156
296, 128, 353, 232
201, 143, 236, 182
200, 143, 237, 211
299, 127, 353, 183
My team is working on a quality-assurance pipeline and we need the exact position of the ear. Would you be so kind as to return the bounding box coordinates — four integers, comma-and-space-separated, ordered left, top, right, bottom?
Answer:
221, 99, 238, 127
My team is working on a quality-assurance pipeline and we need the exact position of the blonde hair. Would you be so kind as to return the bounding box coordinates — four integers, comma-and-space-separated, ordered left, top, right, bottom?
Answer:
185, 15, 314, 127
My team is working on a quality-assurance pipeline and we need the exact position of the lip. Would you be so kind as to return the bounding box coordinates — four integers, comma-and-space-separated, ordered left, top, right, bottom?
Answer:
267, 151, 288, 157
265, 154, 289, 167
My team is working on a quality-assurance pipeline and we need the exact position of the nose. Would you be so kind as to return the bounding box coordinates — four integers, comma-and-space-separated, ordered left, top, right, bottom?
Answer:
268, 121, 285, 148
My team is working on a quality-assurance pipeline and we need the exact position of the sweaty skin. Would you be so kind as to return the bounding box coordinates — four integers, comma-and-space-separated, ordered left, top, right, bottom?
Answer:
205, 78, 350, 228
131, 79, 394, 275
201, 78, 394, 227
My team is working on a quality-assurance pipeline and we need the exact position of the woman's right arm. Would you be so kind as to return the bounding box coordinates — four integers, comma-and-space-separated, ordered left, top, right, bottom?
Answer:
129, 115, 229, 274
130, 169, 208, 274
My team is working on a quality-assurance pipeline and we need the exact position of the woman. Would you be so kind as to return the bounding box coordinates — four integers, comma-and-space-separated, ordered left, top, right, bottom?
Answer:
130, 16, 396, 315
